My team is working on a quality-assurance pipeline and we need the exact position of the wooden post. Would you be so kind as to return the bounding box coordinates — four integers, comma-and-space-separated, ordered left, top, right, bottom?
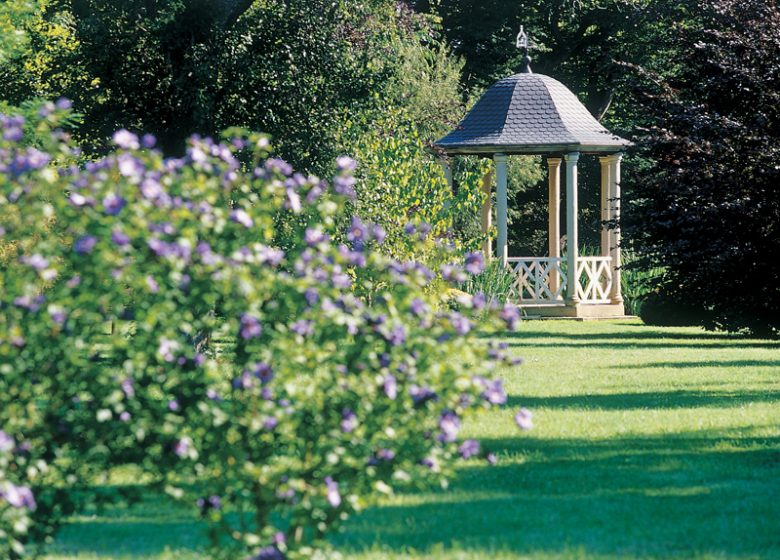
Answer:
609, 153, 624, 303
480, 169, 494, 259
547, 157, 562, 296
494, 153, 509, 265
599, 156, 612, 258
564, 152, 580, 305
439, 158, 453, 192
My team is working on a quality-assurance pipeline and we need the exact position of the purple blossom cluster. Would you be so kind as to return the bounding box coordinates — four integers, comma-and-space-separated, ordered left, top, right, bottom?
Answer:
0, 111, 533, 558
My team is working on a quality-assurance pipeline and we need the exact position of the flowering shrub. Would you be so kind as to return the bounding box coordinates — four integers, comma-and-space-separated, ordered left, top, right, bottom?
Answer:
0, 107, 523, 558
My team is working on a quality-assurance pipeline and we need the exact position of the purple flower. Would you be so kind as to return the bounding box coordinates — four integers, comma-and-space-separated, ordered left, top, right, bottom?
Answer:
230, 208, 253, 228
140, 177, 163, 199
336, 155, 357, 171
458, 439, 481, 459
113, 129, 140, 149
263, 416, 278, 430
22, 254, 48, 270
449, 312, 471, 335
117, 153, 144, 178
141, 134, 157, 148
240, 314, 263, 340
173, 437, 192, 458
438, 411, 460, 442
376, 448, 396, 461
111, 229, 130, 246
250, 361, 274, 384
417, 222, 432, 240
1, 484, 36, 510
290, 320, 314, 337
73, 235, 97, 254
479, 378, 507, 406
304, 228, 327, 246
197, 495, 222, 512
146, 275, 159, 293
333, 175, 356, 198
372, 224, 386, 245
347, 216, 368, 249
473, 292, 487, 310
69, 192, 90, 207
324, 476, 341, 507
410, 298, 429, 317
158, 337, 180, 362
266, 158, 293, 176
500, 303, 522, 330
486, 452, 498, 465
383, 374, 398, 400
304, 288, 319, 307
515, 408, 533, 430
103, 193, 126, 215
121, 377, 135, 398
119, 411, 131, 422
441, 264, 467, 284
4, 127, 23, 142
385, 324, 406, 346
0, 430, 14, 452
55, 97, 72, 110
410, 385, 437, 407
464, 252, 485, 275
168, 399, 180, 412
341, 409, 358, 433
11, 296, 35, 314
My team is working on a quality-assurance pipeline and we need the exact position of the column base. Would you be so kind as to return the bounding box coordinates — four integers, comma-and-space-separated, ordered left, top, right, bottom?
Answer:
520, 303, 626, 319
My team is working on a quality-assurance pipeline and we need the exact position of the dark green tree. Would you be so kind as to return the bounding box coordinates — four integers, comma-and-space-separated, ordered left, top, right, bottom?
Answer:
2, 1, 450, 171
624, 0, 780, 336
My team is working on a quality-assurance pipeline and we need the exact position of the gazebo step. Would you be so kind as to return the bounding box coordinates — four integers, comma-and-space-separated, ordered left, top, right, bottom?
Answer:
520, 303, 625, 319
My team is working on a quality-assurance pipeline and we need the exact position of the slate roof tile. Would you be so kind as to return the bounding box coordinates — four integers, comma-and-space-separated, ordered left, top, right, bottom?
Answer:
435, 73, 629, 154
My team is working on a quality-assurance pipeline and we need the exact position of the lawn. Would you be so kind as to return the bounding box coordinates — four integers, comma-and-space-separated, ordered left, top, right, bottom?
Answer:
45, 319, 780, 559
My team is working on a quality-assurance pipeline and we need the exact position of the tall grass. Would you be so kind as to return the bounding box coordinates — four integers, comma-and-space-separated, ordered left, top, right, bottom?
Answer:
459, 260, 517, 307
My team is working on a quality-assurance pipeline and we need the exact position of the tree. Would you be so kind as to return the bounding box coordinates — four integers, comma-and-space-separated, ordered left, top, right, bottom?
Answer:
0, 1, 452, 171
624, 0, 780, 336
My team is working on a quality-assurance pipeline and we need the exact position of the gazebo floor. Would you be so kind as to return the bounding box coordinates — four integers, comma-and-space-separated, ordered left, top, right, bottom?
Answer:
520, 302, 626, 319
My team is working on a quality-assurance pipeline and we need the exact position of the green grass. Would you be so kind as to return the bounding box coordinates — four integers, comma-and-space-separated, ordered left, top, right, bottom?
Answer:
45, 320, 780, 559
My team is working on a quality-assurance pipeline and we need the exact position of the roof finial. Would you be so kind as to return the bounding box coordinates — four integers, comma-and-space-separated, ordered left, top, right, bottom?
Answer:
516, 25, 532, 74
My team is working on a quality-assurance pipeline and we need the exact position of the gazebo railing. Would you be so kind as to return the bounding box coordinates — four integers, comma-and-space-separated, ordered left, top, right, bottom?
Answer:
507, 257, 565, 304
575, 256, 613, 303
506, 256, 613, 304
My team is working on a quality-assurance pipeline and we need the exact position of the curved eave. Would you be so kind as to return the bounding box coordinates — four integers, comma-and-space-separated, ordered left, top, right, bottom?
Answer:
435, 140, 632, 157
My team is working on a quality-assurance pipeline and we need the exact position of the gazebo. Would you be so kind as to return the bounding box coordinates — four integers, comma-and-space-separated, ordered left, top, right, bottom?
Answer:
434, 30, 630, 318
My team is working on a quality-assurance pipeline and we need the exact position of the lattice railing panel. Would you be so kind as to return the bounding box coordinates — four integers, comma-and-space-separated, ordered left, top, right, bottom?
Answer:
575, 257, 613, 303
507, 257, 565, 304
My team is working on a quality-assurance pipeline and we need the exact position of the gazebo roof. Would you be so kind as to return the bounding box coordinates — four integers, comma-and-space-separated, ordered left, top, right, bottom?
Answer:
435, 73, 630, 156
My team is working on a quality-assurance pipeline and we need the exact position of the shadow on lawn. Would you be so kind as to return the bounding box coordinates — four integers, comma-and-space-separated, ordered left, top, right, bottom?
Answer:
505, 388, 780, 410
337, 431, 780, 558
500, 327, 780, 350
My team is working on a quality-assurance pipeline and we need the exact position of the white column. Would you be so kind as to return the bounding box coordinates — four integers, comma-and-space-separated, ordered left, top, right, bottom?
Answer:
439, 158, 453, 192
547, 157, 562, 296
494, 153, 509, 265
480, 169, 493, 259
599, 156, 612, 258
564, 152, 580, 304
609, 153, 623, 303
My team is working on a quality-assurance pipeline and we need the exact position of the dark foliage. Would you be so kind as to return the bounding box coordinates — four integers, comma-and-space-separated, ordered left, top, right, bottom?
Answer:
8, 0, 418, 170
625, 0, 780, 336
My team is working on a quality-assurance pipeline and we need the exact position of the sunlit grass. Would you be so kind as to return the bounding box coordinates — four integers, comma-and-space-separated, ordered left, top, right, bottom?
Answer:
46, 319, 780, 559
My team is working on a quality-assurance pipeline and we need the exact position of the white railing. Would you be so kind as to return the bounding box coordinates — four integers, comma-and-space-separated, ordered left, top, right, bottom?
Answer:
507, 257, 565, 304
575, 256, 613, 303
506, 256, 613, 304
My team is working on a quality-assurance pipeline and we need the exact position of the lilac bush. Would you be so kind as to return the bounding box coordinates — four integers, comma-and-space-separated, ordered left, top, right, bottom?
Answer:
0, 108, 523, 558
